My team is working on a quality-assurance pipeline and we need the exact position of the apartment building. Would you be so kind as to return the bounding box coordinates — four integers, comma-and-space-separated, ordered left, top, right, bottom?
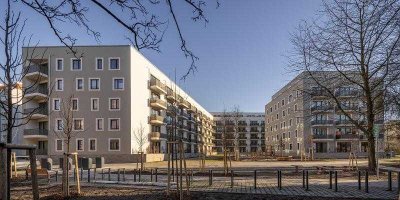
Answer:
212, 112, 265, 154
265, 72, 385, 158
22, 45, 214, 163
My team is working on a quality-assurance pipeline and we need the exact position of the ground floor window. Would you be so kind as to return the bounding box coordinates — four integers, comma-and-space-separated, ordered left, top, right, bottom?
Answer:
240, 147, 246, 152
109, 138, 120, 151
337, 142, 351, 152
315, 142, 327, 153
361, 142, 368, 152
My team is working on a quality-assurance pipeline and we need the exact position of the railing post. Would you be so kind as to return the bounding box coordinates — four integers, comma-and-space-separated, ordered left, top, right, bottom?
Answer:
123, 168, 126, 182
209, 170, 213, 186
302, 170, 305, 188
277, 170, 280, 189
117, 169, 120, 182
134, 169, 137, 182
358, 170, 361, 190
101, 169, 104, 180
334, 171, 338, 192
139, 169, 142, 182
155, 168, 158, 182
88, 169, 91, 183
55, 170, 58, 182
80, 167, 83, 181
279, 170, 282, 190
254, 170, 257, 189
306, 170, 309, 191
398, 172, 400, 193
108, 168, 111, 181
231, 170, 234, 188
387, 171, 392, 191
329, 171, 333, 189
94, 168, 96, 181
365, 170, 369, 193
151, 169, 153, 182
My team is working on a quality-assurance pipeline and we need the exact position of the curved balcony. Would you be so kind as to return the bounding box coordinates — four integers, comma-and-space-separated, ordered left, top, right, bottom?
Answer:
335, 120, 353, 125
311, 105, 333, 112
311, 120, 334, 126
149, 132, 167, 141
24, 85, 48, 102
335, 90, 359, 97
149, 79, 166, 94
179, 100, 190, 109
25, 65, 48, 83
23, 106, 48, 121
149, 114, 164, 125
312, 134, 334, 139
23, 129, 48, 139
149, 98, 167, 110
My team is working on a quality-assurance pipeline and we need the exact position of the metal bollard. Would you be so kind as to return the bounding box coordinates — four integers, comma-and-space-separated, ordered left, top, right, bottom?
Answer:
108, 168, 111, 181
55, 171, 58, 182
73, 169, 76, 182
123, 168, 126, 182
254, 170, 257, 189
94, 168, 97, 181
231, 170, 234, 188
209, 170, 213, 186
334, 171, 338, 192
277, 170, 280, 189
279, 170, 282, 190
151, 169, 153, 182
306, 170, 309, 191
134, 169, 137, 182
139, 169, 142, 182
329, 171, 333, 189
155, 168, 158, 182
358, 170, 361, 190
365, 170, 369, 193
80, 168, 83, 181
101, 169, 104, 180
88, 169, 91, 183
302, 170, 305, 188
387, 171, 392, 191
117, 169, 120, 182
398, 172, 400, 193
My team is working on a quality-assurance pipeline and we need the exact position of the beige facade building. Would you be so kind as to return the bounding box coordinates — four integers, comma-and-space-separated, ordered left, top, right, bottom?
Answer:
265, 72, 385, 158
22, 45, 214, 163
212, 112, 265, 154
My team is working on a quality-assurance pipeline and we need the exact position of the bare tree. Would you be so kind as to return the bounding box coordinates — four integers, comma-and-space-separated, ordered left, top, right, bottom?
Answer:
53, 94, 86, 197
231, 105, 241, 161
17, 0, 219, 78
218, 108, 232, 175
133, 123, 146, 170
290, 0, 400, 171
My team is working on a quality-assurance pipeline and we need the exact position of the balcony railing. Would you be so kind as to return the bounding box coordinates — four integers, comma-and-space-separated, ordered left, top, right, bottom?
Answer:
335, 104, 359, 111
23, 106, 48, 116
312, 134, 334, 139
149, 78, 166, 94
149, 114, 164, 124
311, 120, 334, 125
335, 89, 359, 97
26, 65, 48, 75
23, 129, 48, 136
310, 88, 329, 97
311, 105, 333, 112
336, 134, 359, 139
335, 120, 353, 125
25, 85, 48, 95
149, 98, 167, 110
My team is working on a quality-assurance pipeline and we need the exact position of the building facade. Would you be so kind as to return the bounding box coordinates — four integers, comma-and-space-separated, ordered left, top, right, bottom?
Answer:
22, 45, 214, 163
212, 112, 265, 154
265, 72, 385, 158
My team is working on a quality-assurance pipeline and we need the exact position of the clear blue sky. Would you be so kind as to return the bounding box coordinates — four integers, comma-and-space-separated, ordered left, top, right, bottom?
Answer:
4, 0, 322, 112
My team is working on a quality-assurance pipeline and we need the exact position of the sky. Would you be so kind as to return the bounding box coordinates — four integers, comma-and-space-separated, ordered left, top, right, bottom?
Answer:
2, 0, 322, 112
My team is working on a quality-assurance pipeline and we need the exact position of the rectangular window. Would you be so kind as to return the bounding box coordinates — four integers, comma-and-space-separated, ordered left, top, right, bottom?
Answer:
56, 58, 63, 71
89, 78, 100, 90
76, 139, 84, 151
109, 58, 120, 70
72, 98, 78, 111
53, 99, 61, 111
91, 98, 99, 111
96, 58, 103, 70
109, 118, 120, 131
89, 139, 97, 151
73, 119, 84, 131
72, 58, 82, 70
56, 119, 63, 131
56, 78, 63, 91
109, 138, 120, 151
113, 78, 124, 90
96, 118, 104, 131
109, 98, 120, 110
56, 139, 63, 151
76, 78, 84, 91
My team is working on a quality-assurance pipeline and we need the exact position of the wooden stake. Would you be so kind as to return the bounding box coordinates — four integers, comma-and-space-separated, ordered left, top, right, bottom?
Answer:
0, 146, 8, 200
72, 153, 80, 194
29, 149, 39, 200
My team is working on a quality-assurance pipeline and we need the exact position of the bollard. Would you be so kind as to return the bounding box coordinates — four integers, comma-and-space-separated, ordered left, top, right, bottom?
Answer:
279, 170, 282, 190
306, 170, 309, 191
139, 169, 142, 182
80, 168, 83, 181
231, 170, 234, 188
101, 169, 104, 180
55, 171, 58, 182
277, 170, 280, 189
134, 169, 137, 182
123, 168, 126, 182
73, 169, 76, 182
151, 169, 153, 182
94, 168, 97, 181
365, 170, 369, 193
334, 171, 338, 192
302, 170, 305, 188
88, 169, 91, 183
387, 171, 392, 191
118, 169, 121, 182
155, 168, 158, 182
209, 170, 213, 186
108, 168, 111, 181
398, 172, 400, 193
358, 170, 361, 190
329, 171, 333, 189
254, 170, 257, 189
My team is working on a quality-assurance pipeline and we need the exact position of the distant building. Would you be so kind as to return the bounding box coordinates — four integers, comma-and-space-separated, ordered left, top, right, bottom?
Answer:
384, 120, 400, 154
265, 71, 385, 158
212, 112, 265, 154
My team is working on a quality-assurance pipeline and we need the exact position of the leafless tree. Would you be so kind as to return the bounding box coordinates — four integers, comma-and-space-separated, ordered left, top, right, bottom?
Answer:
231, 105, 241, 161
290, 0, 400, 171
53, 94, 87, 197
218, 108, 232, 175
133, 123, 146, 170
17, 0, 219, 78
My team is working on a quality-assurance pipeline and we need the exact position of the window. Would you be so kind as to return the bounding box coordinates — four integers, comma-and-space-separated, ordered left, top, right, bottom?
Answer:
71, 58, 82, 70
72, 98, 78, 111
294, 104, 298, 111
282, 110, 286, 117
109, 98, 120, 110
295, 130, 298, 137
89, 139, 97, 151
96, 118, 104, 131
109, 118, 120, 131
76, 139, 84, 151
89, 78, 100, 90
56, 58, 63, 71
113, 78, 124, 90
91, 98, 99, 111
96, 58, 103, 70
289, 143, 293, 150
73, 119, 84, 131
55, 119, 63, 131
109, 58, 120, 70
56, 139, 63, 151
56, 78, 63, 91
109, 138, 120, 151
315, 142, 328, 153
53, 99, 61, 111
282, 99, 285, 106
288, 94, 293, 102
76, 78, 84, 91
297, 143, 300, 150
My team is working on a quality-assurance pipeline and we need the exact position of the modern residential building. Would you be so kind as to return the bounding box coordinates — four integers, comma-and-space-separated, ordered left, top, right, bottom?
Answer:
384, 120, 400, 154
212, 112, 265, 154
265, 71, 385, 158
22, 45, 214, 163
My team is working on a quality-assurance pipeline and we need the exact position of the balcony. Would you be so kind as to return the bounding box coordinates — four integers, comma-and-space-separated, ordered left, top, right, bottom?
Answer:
23, 129, 48, 139
250, 122, 260, 126
149, 98, 167, 110
311, 105, 333, 112
335, 104, 359, 111
149, 114, 164, 125
335, 120, 353, 125
335, 89, 359, 97
179, 99, 190, 109
150, 132, 167, 141
149, 79, 166, 94
238, 122, 247, 126
25, 65, 48, 82
312, 134, 334, 139
310, 88, 329, 97
311, 120, 334, 126
166, 89, 176, 101
24, 85, 48, 102
24, 106, 48, 120
336, 134, 359, 139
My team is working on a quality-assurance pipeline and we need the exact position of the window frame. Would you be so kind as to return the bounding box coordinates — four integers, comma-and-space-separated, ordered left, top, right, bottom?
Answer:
55, 139, 64, 152
76, 78, 84, 91
55, 118, 63, 131
88, 138, 97, 151
71, 98, 79, 111
53, 98, 61, 111
71, 58, 82, 71
91, 98, 99, 111
95, 57, 104, 71
108, 118, 120, 131
109, 98, 120, 111
108, 57, 120, 70
56, 58, 64, 71
108, 138, 121, 151
55, 78, 64, 91
73, 118, 84, 131
89, 78, 101, 91
76, 138, 84, 151
112, 77, 124, 90
96, 118, 104, 131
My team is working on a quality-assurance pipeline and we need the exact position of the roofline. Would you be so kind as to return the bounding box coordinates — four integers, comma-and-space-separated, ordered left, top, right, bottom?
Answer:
22, 45, 131, 48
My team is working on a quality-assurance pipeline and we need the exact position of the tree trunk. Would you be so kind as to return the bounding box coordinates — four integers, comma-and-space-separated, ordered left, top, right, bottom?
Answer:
367, 135, 377, 171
